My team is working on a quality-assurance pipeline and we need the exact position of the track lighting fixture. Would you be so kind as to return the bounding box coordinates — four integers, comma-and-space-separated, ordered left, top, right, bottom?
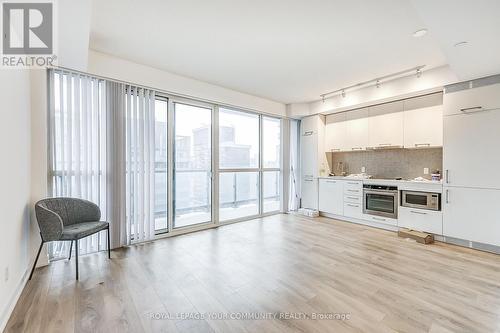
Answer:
319, 65, 425, 101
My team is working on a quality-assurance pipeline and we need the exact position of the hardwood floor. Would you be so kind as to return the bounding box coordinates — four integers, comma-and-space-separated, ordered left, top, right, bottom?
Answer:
5, 214, 500, 333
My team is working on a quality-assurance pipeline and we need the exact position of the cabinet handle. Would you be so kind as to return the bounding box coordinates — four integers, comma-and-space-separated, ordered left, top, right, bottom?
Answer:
379, 143, 392, 146
331, 148, 340, 152
460, 106, 483, 113
410, 210, 427, 215
414, 143, 430, 147
304, 179, 313, 182
326, 180, 336, 183
347, 182, 359, 185
445, 189, 449, 204
352, 147, 363, 151
445, 170, 449, 184
372, 217, 386, 221
347, 204, 359, 207
347, 189, 359, 192
346, 196, 358, 200
303, 131, 313, 136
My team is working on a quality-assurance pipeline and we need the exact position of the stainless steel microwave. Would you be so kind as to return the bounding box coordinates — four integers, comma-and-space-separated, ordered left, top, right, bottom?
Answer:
401, 190, 441, 211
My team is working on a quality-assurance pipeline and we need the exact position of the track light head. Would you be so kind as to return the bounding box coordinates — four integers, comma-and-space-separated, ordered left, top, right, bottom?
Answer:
416, 68, 422, 78
341, 89, 346, 98
376, 80, 380, 88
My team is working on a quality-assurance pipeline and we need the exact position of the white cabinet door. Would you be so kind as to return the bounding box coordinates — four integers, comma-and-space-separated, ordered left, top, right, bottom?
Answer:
325, 113, 346, 152
398, 207, 442, 235
443, 187, 500, 246
318, 179, 343, 215
301, 115, 317, 134
403, 105, 443, 148
345, 108, 369, 151
344, 202, 363, 219
301, 132, 318, 178
368, 101, 404, 148
301, 178, 318, 210
443, 109, 500, 189
444, 83, 500, 116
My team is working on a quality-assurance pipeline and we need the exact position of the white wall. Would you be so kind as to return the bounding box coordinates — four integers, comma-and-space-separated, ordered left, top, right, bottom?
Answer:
87, 50, 286, 116
0, 69, 32, 331
57, 0, 92, 71
287, 65, 457, 117
30, 70, 49, 268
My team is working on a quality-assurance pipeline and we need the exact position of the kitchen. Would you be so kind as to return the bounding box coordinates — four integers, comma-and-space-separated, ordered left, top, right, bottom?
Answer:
300, 76, 500, 251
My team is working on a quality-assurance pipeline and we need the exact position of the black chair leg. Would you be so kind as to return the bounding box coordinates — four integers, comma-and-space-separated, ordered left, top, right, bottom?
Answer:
75, 239, 79, 280
29, 241, 44, 280
107, 227, 111, 259
68, 240, 73, 260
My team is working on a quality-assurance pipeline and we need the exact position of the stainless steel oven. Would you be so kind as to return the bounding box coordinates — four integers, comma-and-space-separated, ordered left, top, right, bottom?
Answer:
401, 190, 441, 211
363, 184, 398, 219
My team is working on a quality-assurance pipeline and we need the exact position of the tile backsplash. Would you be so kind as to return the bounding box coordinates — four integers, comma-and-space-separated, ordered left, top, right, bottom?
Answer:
326, 147, 443, 180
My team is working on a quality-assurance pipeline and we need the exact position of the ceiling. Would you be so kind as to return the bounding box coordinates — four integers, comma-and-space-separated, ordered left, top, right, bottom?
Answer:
90, 0, 499, 104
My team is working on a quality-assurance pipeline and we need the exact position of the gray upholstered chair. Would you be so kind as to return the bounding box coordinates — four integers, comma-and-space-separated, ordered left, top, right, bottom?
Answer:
30, 197, 111, 280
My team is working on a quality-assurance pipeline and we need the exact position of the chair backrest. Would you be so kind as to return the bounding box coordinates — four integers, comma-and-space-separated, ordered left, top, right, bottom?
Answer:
35, 198, 101, 242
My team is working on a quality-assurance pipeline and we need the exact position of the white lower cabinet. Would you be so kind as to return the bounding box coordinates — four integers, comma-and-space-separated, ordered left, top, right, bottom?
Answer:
363, 214, 398, 226
318, 179, 343, 215
344, 202, 363, 219
398, 207, 442, 235
301, 178, 318, 210
443, 186, 500, 246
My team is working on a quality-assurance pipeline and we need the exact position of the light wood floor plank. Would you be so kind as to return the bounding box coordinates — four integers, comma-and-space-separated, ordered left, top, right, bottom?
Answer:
5, 214, 500, 333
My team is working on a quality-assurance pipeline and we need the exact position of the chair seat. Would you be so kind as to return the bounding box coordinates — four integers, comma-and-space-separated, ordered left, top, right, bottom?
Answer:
60, 221, 109, 240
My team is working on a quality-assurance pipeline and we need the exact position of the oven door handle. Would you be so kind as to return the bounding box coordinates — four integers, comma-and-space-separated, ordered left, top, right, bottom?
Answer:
364, 189, 398, 195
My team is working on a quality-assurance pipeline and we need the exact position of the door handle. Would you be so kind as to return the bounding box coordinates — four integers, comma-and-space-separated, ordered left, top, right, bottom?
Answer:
445, 189, 449, 204
460, 106, 483, 113
410, 210, 427, 215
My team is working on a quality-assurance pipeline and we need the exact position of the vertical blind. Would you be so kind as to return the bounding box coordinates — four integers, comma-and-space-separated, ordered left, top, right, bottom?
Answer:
125, 86, 156, 244
48, 71, 107, 258
48, 70, 158, 259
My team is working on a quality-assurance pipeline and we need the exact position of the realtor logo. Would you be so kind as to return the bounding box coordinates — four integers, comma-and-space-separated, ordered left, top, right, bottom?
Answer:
1, 1, 56, 67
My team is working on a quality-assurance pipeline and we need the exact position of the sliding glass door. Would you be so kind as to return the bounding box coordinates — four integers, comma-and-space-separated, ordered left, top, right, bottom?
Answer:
173, 102, 212, 228
218, 108, 260, 221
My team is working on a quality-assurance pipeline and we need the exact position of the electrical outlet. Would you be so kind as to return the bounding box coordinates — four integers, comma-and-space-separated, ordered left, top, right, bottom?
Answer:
361, 166, 366, 173
4, 266, 8, 282
424, 168, 429, 175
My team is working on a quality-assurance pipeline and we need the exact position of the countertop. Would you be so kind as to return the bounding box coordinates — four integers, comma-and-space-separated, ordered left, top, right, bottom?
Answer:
317, 176, 443, 191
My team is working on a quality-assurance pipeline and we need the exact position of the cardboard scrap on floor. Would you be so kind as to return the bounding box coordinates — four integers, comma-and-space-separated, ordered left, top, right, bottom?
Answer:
398, 228, 434, 244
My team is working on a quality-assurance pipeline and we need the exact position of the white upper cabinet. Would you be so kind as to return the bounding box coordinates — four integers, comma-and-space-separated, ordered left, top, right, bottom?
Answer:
344, 108, 369, 151
368, 101, 404, 148
403, 93, 443, 148
325, 113, 346, 152
443, 108, 500, 189
322, 93, 444, 152
444, 82, 500, 116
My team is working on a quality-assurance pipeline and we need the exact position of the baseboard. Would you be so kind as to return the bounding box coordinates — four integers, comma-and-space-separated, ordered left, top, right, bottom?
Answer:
319, 212, 399, 232
0, 269, 29, 332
